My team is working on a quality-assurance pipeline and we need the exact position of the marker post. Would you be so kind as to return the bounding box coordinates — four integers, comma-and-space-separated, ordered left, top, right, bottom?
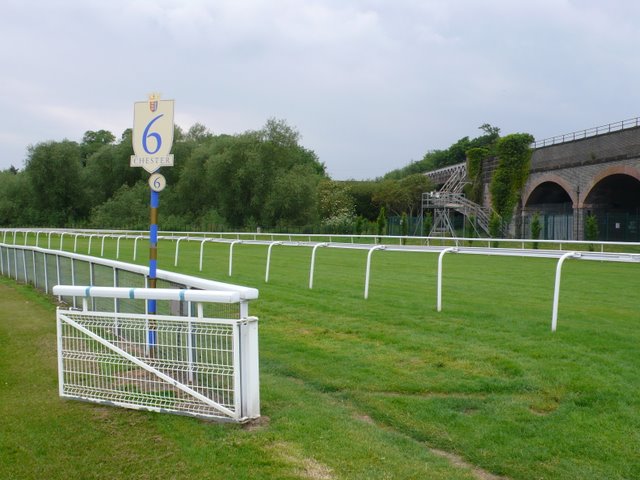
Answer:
148, 189, 159, 345
130, 94, 175, 353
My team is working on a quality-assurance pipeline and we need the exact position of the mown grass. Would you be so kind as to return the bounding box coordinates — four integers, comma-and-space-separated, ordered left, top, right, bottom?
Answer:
3, 233, 640, 479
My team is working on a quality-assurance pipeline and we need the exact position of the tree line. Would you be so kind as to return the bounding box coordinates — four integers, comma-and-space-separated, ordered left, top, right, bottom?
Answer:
0, 118, 434, 233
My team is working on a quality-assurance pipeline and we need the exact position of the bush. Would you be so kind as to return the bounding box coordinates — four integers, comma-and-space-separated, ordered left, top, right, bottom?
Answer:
585, 214, 599, 251
489, 213, 502, 247
531, 212, 542, 249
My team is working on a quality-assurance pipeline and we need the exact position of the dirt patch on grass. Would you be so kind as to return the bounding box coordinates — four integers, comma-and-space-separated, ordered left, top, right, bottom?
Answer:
354, 413, 375, 424
430, 448, 510, 480
242, 415, 270, 431
266, 441, 334, 480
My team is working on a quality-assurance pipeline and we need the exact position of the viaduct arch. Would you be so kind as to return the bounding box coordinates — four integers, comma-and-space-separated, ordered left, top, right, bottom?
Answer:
522, 125, 640, 241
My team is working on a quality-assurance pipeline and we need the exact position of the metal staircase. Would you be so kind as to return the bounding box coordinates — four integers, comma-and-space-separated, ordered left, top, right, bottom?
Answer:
423, 192, 493, 236
439, 164, 468, 194
422, 163, 495, 237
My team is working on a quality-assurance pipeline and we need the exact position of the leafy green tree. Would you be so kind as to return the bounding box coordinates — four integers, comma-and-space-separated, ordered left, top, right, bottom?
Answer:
264, 164, 321, 227
399, 174, 433, 217
89, 181, 149, 229
489, 133, 534, 231
24, 140, 88, 225
180, 119, 326, 228
171, 143, 218, 219
372, 174, 433, 218
81, 129, 115, 161
345, 180, 379, 220
185, 123, 213, 142
0, 169, 34, 225
317, 180, 355, 220
384, 124, 500, 179
82, 139, 144, 209
466, 147, 489, 204
372, 179, 404, 216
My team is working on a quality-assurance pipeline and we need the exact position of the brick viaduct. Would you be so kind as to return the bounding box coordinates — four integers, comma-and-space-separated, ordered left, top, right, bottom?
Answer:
522, 125, 640, 240
426, 121, 640, 240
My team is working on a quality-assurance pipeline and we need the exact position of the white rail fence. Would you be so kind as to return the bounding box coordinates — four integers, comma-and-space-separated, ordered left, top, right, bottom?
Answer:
3, 229, 640, 331
0, 242, 260, 422
6, 228, 640, 255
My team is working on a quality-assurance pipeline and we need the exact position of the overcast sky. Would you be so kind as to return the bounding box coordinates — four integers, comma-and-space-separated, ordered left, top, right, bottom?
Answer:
1, 0, 639, 180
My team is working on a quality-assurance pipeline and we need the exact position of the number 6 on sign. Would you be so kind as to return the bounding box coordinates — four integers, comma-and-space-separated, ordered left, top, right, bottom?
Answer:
149, 173, 166, 192
131, 94, 175, 173
142, 114, 164, 155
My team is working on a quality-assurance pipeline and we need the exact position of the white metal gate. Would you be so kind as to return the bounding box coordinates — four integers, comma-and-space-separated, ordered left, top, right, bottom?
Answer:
54, 286, 259, 422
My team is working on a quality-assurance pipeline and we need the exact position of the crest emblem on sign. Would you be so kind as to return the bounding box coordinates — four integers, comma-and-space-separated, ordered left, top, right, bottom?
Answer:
149, 92, 159, 112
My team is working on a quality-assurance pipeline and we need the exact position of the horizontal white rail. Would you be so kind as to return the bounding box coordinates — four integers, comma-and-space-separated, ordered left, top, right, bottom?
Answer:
1, 242, 258, 301
4, 227, 640, 253
52, 285, 241, 303
4, 230, 639, 333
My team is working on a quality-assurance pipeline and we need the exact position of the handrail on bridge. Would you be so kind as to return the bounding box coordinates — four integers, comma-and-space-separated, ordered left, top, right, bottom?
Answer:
533, 116, 640, 149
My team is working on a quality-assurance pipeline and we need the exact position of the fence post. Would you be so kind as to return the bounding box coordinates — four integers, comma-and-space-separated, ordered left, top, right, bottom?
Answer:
265, 242, 282, 283
309, 243, 328, 289
437, 247, 458, 312
364, 245, 386, 299
199, 239, 208, 272
43, 252, 48, 294
229, 240, 243, 276
239, 318, 260, 418
133, 235, 144, 261
116, 236, 123, 259
551, 252, 580, 332
88, 234, 96, 255
174, 237, 186, 267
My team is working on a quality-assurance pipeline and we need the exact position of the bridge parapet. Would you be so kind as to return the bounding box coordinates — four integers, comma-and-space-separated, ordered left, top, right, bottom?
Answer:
532, 116, 640, 149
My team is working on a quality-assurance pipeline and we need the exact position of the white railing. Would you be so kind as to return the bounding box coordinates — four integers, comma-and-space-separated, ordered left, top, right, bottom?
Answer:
532, 116, 640, 149
0, 242, 260, 422
3, 229, 640, 332
54, 286, 259, 422
4, 228, 640, 254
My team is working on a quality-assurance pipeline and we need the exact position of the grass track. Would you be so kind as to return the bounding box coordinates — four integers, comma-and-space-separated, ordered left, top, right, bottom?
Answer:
2, 234, 640, 479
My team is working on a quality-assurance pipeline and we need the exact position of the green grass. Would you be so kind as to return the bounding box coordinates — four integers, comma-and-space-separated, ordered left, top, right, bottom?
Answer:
2, 234, 640, 479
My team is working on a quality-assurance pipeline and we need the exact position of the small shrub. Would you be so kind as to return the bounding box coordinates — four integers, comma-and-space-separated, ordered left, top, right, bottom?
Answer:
400, 212, 408, 244
489, 213, 502, 247
531, 212, 542, 249
585, 214, 599, 251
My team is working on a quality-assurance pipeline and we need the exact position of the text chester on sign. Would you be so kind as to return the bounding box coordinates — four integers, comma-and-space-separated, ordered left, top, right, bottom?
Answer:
130, 155, 174, 168
130, 96, 175, 173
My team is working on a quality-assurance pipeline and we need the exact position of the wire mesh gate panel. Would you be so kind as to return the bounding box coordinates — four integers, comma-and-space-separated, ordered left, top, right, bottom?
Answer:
57, 309, 258, 421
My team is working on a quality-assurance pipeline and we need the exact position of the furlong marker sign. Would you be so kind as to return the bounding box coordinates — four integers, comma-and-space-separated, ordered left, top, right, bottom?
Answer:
131, 94, 175, 173
130, 93, 175, 332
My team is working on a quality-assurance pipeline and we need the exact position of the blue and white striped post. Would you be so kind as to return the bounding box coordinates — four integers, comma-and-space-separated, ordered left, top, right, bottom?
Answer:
148, 189, 159, 347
